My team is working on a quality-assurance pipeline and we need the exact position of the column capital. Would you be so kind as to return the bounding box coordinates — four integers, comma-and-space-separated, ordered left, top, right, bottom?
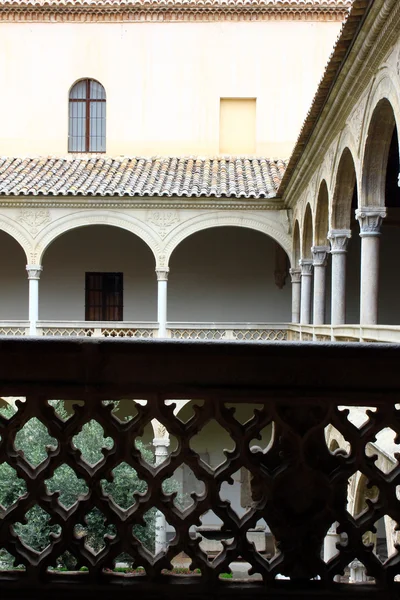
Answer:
289, 268, 301, 284
156, 267, 169, 281
299, 259, 313, 276
356, 206, 386, 237
328, 229, 351, 253
311, 246, 329, 267
26, 264, 43, 280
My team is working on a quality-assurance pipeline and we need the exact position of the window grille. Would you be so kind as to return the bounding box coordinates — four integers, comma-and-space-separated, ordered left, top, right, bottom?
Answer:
85, 273, 123, 321
68, 79, 106, 153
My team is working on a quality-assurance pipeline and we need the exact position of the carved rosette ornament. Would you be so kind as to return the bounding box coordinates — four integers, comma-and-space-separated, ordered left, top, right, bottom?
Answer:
289, 267, 301, 284
328, 229, 351, 253
155, 267, 169, 281
299, 258, 313, 276
26, 264, 43, 280
356, 207, 387, 237
311, 246, 329, 267
19, 209, 51, 236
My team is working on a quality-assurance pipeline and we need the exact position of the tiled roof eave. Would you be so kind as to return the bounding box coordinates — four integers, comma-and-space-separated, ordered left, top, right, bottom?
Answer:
0, 156, 287, 199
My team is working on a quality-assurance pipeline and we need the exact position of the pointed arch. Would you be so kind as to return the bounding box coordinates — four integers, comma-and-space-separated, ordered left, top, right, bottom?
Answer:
293, 220, 301, 267
314, 180, 329, 245
301, 204, 313, 259
361, 98, 397, 207
331, 148, 357, 230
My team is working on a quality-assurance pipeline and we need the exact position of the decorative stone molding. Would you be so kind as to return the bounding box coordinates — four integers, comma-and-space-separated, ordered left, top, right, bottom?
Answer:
19, 208, 51, 236
299, 258, 313, 276
289, 268, 301, 284
311, 245, 329, 267
0, 2, 350, 24
26, 264, 43, 280
328, 229, 351, 253
356, 206, 387, 237
147, 210, 180, 240
156, 267, 169, 282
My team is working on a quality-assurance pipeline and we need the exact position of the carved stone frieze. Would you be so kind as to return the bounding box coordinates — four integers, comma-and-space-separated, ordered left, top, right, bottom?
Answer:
19, 208, 51, 236
147, 211, 180, 239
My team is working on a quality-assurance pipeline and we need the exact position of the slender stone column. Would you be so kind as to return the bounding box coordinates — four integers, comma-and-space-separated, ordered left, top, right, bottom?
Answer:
289, 268, 301, 324
153, 437, 170, 554
328, 230, 351, 326
312, 246, 329, 325
299, 259, 313, 325
356, 207, 386, 325
156, 268, 169, 338
323, 522, 341, 581
26, 265, 43, 336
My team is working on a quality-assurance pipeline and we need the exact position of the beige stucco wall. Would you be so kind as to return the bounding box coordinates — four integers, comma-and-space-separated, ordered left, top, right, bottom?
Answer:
0, 20, 341, 158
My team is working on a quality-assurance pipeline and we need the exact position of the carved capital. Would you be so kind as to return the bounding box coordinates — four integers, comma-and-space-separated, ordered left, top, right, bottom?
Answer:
156, 268, 169, 282
26, 264, 43, 280
299, 259, 313, 276
311, 246, 329, 267
328, 229, 351, 254
356, 207, 386, 237
289, 268, 301, 284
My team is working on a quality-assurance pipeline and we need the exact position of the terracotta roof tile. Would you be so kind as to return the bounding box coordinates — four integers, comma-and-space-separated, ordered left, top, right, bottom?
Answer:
0, 156, 287, 198
0, 0, 353, 8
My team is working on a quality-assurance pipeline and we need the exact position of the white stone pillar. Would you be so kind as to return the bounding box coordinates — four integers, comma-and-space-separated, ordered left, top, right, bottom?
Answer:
299, 259, 313, 325
349, 559, 367, 583
356, 207, 386, 325
312, 246, 329, 326
156, 268, 169, 338
289, 268, 301, 324
328, 230, 351, 326
26, 265, 43, 336
153, 437, 170, 555
324, 522, 341, 581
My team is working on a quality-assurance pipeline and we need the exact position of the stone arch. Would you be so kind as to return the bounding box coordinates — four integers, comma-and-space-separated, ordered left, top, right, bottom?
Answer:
314, 180, 329, 245
331, 148, 357, 230
361, 97, 398, 207
301, 204, 313, 259
33, 211, 160, 265
163, 211, 292, 267
293, 220, 301, 267
0, 216, 32, 263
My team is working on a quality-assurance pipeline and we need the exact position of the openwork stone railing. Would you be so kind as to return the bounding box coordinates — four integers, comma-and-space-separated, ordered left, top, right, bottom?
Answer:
168, 323, 288, 341
0, 339, 400, 599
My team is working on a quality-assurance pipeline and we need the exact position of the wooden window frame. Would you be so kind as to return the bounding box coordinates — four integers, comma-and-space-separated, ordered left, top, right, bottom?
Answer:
85, 272, 123, 322
69, 79, 106, 153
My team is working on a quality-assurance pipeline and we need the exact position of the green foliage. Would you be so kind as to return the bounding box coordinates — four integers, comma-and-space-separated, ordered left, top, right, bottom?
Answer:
0, 400, 180, 570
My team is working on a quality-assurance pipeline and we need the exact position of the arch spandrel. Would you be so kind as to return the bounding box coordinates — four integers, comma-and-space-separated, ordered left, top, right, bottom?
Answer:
33, 210, 160, 265
162, 211, 292, 268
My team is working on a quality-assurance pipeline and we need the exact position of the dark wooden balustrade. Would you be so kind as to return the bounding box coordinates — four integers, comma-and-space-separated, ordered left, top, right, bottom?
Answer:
0, 338, 400, 600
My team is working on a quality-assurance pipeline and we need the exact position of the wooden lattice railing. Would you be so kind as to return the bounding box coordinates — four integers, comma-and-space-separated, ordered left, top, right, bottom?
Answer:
0, 338, 400, 599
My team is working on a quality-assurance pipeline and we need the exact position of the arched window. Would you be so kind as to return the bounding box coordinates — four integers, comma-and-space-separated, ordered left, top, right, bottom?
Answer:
68, 79, 106, 153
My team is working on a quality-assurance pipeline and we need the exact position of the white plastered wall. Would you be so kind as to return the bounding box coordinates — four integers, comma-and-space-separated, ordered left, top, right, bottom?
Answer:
0, 20, 341, 158
168, 227, 291, 322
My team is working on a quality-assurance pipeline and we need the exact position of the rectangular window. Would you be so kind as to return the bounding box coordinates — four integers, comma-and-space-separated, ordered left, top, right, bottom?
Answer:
219, 98, 256, 154
85, 273, 123, 321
